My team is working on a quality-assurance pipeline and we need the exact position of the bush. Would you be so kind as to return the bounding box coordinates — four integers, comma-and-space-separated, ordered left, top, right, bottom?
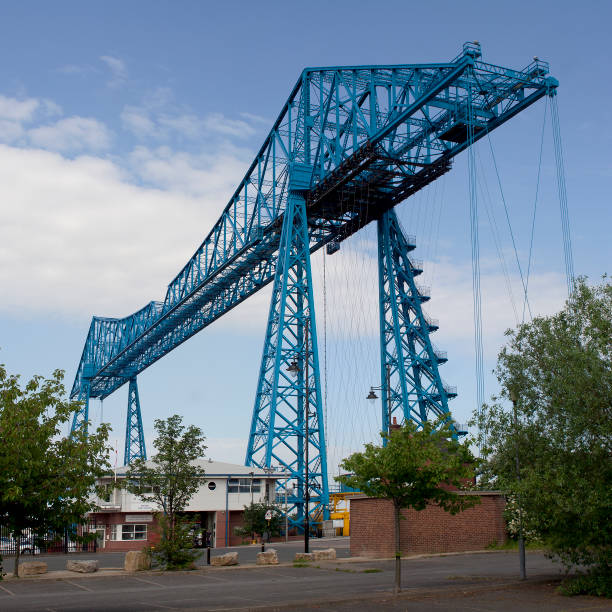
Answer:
559, 573, 612, 598
150, 515, 202, 570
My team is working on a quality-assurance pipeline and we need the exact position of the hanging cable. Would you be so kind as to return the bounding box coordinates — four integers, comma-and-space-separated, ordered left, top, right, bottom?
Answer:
486, 133, 533, 320
550, 95, 575, 296
523, 98, 548, 322
467, 79, 486, 452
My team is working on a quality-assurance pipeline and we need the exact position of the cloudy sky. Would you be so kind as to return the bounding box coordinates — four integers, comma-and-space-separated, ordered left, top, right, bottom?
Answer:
1, 1, 610, 472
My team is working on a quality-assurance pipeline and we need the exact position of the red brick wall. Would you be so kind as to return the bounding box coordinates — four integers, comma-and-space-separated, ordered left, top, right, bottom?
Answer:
350, 493, 507, 558
215, 510, 247, 547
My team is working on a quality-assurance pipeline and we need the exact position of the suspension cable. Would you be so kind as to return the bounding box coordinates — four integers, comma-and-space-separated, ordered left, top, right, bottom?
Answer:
467, 80, 486, 452
486, 133, 533, 320
523, 97, 548, 322
550, 95, 575, 296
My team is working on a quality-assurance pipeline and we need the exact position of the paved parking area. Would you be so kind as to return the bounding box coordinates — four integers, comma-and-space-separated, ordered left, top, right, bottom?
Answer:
1, 552, 605, 611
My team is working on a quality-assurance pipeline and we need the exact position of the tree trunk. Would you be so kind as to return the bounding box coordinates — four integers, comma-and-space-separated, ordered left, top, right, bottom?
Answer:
13, 533, 20, 578
394, 503, 401, 594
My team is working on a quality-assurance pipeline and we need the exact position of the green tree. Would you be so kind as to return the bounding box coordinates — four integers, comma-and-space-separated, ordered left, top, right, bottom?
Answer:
126, 414, 207, 569
236, 502, 283, 542
0, 365, 111, 577
475, 277, 612, 592
337, 420, 478, 593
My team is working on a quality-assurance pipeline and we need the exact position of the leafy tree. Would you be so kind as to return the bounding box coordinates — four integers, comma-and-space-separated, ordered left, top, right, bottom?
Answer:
474, 277, 612, 593
236, 502, 283, 542
126, 414, 207, 569
0, 365, 111, 577
337, 420, 478, 593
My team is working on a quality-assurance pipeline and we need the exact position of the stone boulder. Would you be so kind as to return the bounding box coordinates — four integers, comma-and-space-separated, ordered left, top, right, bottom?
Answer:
312, 548, 336, 561
211, 552, 239, 566
256, 549, 279, 565
19, 561, 47, 576
294, 552, 313, 562
66, 560, 99, 573
124, 550, 151, 572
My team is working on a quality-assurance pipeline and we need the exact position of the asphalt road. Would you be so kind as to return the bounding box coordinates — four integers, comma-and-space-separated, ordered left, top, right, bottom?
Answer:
0, 552, 598, 612
8, 537, 351, 571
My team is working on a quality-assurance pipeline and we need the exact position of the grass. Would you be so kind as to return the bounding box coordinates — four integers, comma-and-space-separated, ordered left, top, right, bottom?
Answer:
485, 539, 544, 551
292, 562, 310, 568
362, 568, 382, 574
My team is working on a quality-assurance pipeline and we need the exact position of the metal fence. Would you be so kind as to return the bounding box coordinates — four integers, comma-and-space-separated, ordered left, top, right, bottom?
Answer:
0, 523, 98, 556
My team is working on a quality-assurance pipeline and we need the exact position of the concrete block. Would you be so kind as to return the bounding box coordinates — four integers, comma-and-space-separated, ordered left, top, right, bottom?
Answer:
66, 559, 99, 573
124, 550, 151, 571
294, 552, 313, 562
312, 548, 336, 560
211, 552, 238, 566
256, 549, 279, 565
18, 561, 47, 576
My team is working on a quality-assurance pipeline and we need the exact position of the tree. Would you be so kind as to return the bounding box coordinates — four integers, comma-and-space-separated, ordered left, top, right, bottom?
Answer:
0, 365, 111, 577
126, 414, 207, 569
337, 420, 478, 593
475, 277, 612, 592
236, 502, 283, 542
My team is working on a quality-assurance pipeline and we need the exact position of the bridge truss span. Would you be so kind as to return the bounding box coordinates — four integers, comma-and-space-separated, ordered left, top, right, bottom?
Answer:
70, 42, 558, 521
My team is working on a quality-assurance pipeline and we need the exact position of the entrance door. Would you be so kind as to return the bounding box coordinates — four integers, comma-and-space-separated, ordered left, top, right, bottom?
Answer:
94, 528, 105, 550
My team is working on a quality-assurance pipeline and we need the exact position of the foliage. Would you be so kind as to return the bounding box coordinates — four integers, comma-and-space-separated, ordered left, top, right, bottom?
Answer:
0, 365, 111, 576
559, 573, 612, 598
336, 419, 478, 592
149, 514, 199, 570
235, 502, 283, 540
474, 277, 612, 577
126, 414, 207, 570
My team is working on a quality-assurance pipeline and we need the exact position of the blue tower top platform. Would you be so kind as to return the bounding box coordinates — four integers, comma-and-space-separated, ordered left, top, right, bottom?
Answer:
71, 42, 557, 401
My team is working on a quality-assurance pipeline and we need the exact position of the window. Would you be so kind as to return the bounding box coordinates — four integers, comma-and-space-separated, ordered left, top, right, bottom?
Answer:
111, 524, 147, 541
208, 481, 216, 491
227, 478, 260, 493
122, 524, 147, 541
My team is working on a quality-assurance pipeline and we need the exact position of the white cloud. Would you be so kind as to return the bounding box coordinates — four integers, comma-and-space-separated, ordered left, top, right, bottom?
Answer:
0, 94, 39, 121
0, 142, 246, 319
100, 55, 127, 87
28, 117, 112, 152
121, 106, 156, 138
203, 112, 256, 138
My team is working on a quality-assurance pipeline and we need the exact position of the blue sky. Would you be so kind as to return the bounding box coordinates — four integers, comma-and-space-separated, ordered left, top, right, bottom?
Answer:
0, 1, 610, 473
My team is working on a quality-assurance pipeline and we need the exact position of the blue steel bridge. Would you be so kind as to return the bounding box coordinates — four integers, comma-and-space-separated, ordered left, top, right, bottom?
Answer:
71, 42, 562, 528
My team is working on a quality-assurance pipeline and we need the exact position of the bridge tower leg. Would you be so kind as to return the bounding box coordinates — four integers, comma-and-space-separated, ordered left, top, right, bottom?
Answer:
377, 209, 457, 439
246, 191, 329, 530
124, 376, 147, 465
70, 377, 91, 435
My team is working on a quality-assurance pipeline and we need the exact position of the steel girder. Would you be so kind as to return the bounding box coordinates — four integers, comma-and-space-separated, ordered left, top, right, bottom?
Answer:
246, 191, 328, 528
124, 377, 147, 465
71, 42, 556, 414
378, 210, 456, 437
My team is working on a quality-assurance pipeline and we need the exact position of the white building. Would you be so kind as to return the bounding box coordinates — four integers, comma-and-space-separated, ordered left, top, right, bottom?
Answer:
89, 460, 288, 550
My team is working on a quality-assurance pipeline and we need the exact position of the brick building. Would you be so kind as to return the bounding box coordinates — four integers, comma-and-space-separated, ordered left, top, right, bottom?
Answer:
350, 492, 507, 557
88, 460, 287, 551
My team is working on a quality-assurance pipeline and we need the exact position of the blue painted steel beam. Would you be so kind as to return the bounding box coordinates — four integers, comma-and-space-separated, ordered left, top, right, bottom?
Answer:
124, 377, 147, 465
245, 189, 328, 529
71, 43, 556, 408
378, 209, 457, 439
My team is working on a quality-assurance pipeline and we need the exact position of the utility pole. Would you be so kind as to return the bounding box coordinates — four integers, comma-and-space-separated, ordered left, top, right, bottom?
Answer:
510, 388, 526, 580
304, 318, 310, 554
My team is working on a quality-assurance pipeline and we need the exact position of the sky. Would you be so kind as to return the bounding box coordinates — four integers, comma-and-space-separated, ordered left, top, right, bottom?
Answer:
0, 0, 610, 475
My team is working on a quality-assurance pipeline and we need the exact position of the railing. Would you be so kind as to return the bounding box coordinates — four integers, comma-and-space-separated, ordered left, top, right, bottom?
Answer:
0, 524, 98, 556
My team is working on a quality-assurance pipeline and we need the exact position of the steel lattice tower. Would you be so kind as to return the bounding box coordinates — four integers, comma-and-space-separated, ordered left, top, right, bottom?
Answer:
124, 377, 147, 465
246, 189, 328, 528
377, 209, 457, 437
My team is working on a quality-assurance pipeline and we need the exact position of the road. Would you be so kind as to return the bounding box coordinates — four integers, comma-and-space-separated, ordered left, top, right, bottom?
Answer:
10, 537, 351, 571
0, 552, 602, 612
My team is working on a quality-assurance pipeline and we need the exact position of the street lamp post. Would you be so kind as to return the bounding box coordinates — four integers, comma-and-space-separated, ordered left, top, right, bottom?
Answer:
509, 388, 526, 580
367, 364, 392, 436
284, 483, 294, 543
286, 317, 312, 553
